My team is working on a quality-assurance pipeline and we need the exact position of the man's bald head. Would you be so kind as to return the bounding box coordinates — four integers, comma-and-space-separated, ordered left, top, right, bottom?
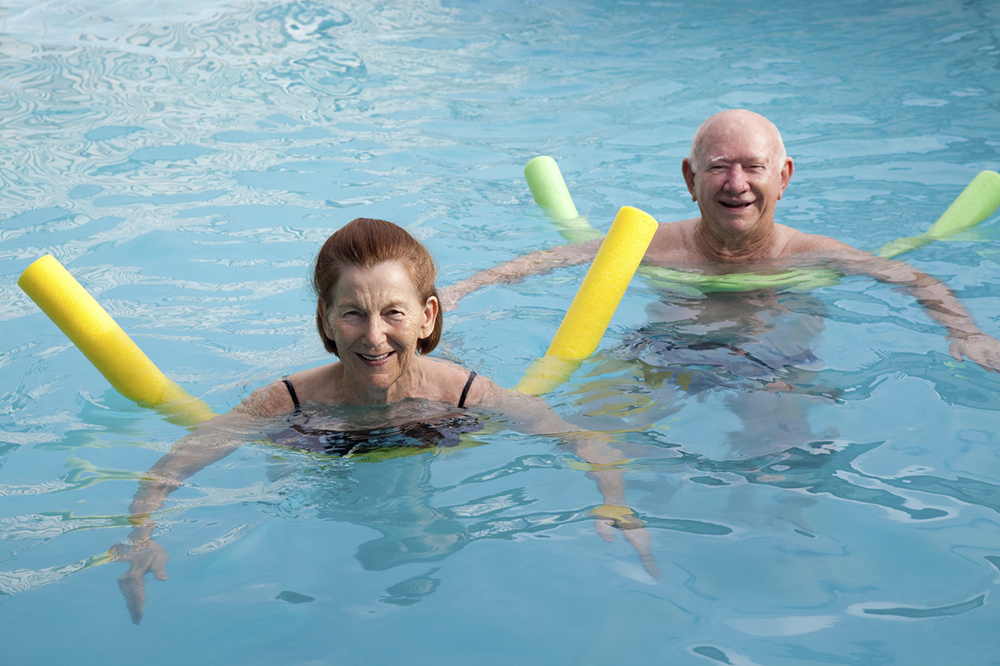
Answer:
687, 109, 787, 171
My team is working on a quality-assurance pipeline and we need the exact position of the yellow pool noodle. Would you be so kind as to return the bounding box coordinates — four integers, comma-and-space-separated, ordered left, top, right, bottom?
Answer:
18, 255, 215, 427
547, 206, 658, 357
513, 355, 585, 398
514, 206, 658, 395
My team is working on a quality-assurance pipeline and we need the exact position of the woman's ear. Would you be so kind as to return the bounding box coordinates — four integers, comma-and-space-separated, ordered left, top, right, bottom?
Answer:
420, 295, 439, 338
318, 298, 334, 339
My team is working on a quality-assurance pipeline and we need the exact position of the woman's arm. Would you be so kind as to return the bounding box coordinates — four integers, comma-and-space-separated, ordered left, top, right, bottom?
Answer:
114, 383, 290, 623
469, 379, 660, 576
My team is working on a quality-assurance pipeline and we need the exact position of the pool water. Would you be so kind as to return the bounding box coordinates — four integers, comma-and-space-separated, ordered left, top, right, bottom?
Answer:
3, 0, 1000, 664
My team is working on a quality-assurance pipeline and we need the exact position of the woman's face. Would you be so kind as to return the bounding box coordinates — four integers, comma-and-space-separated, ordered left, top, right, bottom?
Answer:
321, 260, 437, 397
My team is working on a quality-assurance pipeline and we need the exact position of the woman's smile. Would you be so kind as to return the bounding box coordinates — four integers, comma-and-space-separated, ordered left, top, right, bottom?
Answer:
357, 351, 394, 365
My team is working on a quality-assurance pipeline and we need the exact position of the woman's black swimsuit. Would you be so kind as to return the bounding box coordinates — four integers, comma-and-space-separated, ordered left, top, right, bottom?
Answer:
269, 372, 483, 455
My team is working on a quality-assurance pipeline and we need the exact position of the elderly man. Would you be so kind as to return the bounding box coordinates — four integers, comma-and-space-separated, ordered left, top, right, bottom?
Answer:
443, 109, 1000, 451
446, 109, 1000, 374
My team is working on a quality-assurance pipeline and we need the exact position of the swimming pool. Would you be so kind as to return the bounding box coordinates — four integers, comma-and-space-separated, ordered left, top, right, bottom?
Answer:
3, 0, 1000, 663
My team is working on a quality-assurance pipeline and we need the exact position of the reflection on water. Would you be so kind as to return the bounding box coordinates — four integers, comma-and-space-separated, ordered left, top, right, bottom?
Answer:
263, 438, 597, 575
570, 288, 835, 454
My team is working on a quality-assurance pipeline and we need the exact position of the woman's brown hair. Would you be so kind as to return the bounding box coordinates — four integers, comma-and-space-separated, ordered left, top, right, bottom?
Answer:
313, 218, 442, 355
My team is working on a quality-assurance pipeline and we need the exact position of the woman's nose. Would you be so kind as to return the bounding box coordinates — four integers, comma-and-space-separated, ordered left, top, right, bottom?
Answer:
362, 318, 387, 345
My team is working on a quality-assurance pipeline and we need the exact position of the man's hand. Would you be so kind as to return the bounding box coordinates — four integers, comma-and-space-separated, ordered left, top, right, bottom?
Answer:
949, 332, 1000, 372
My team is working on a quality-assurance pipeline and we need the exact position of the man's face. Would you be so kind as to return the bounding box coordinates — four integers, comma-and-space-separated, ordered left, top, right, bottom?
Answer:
683, 116, 792, 240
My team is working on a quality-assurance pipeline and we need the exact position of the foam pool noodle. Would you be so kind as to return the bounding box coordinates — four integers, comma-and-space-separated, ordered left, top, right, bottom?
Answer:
18, 255, 216, 427
524, 156, 603, 244
515, 206, 658, 396
877, 170, 1000, 258
634, 264, 844, 295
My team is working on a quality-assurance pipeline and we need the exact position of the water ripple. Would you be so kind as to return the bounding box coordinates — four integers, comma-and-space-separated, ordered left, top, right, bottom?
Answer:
187, 521, 257, 556
1, 0, 370, 233
0, 511, 119, 540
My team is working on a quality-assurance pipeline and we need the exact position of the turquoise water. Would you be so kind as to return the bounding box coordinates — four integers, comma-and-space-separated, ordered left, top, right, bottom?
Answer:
3, 0, 1000, 664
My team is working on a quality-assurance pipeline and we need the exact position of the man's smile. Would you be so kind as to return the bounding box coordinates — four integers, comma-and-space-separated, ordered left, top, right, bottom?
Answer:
719, 199, 755, 211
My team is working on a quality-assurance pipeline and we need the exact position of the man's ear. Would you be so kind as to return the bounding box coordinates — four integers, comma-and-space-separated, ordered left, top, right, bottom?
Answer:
682, 158, 697, 201
777, 156, 794, 200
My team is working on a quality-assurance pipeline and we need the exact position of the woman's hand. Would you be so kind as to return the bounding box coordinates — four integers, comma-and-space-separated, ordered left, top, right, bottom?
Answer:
591, 503, 661, 578
108, 411, 255, 624
112, 535, 170, 624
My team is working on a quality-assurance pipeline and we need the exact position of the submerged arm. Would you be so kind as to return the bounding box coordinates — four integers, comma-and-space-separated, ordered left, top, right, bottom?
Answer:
114, 386, 285, 623
837, 250, 1000, 372
439, 239, 601, 311
124, 410, 254, 529
473, 382, 659, 576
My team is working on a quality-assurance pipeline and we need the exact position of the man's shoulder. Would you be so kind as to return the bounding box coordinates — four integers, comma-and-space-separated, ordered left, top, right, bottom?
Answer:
778, 226, 857, 256
645, 218, 699, 261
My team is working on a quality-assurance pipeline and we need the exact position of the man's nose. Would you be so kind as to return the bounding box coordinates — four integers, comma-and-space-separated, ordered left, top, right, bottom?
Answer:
723, 165, 749, 192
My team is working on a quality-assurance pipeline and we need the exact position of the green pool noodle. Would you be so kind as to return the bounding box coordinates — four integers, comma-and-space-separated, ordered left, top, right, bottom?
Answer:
524, 155, 579, 219
878, 170, 1000, 258
635, 265, 843, 294
524, 156, 603, 243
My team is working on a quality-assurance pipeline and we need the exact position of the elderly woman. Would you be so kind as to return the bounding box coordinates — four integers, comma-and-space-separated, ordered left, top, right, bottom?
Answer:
261, 217, 503, 416
114, 218, 655, 623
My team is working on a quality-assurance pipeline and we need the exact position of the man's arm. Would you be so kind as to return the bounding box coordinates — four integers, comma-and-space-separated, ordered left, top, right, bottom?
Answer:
834, 248, 1000, 372
439, 238, 601, 311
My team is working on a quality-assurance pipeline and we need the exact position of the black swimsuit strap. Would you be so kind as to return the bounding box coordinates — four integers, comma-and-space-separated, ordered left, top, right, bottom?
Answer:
284, 373, 475, 412
281, 377, 302, 414
458, 371, 477, 409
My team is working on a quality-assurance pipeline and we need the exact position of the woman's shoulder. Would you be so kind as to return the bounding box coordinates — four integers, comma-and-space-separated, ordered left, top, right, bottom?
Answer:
238, 377, 298, 418
416, 357, 505, 407
239, 364, 342, 417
